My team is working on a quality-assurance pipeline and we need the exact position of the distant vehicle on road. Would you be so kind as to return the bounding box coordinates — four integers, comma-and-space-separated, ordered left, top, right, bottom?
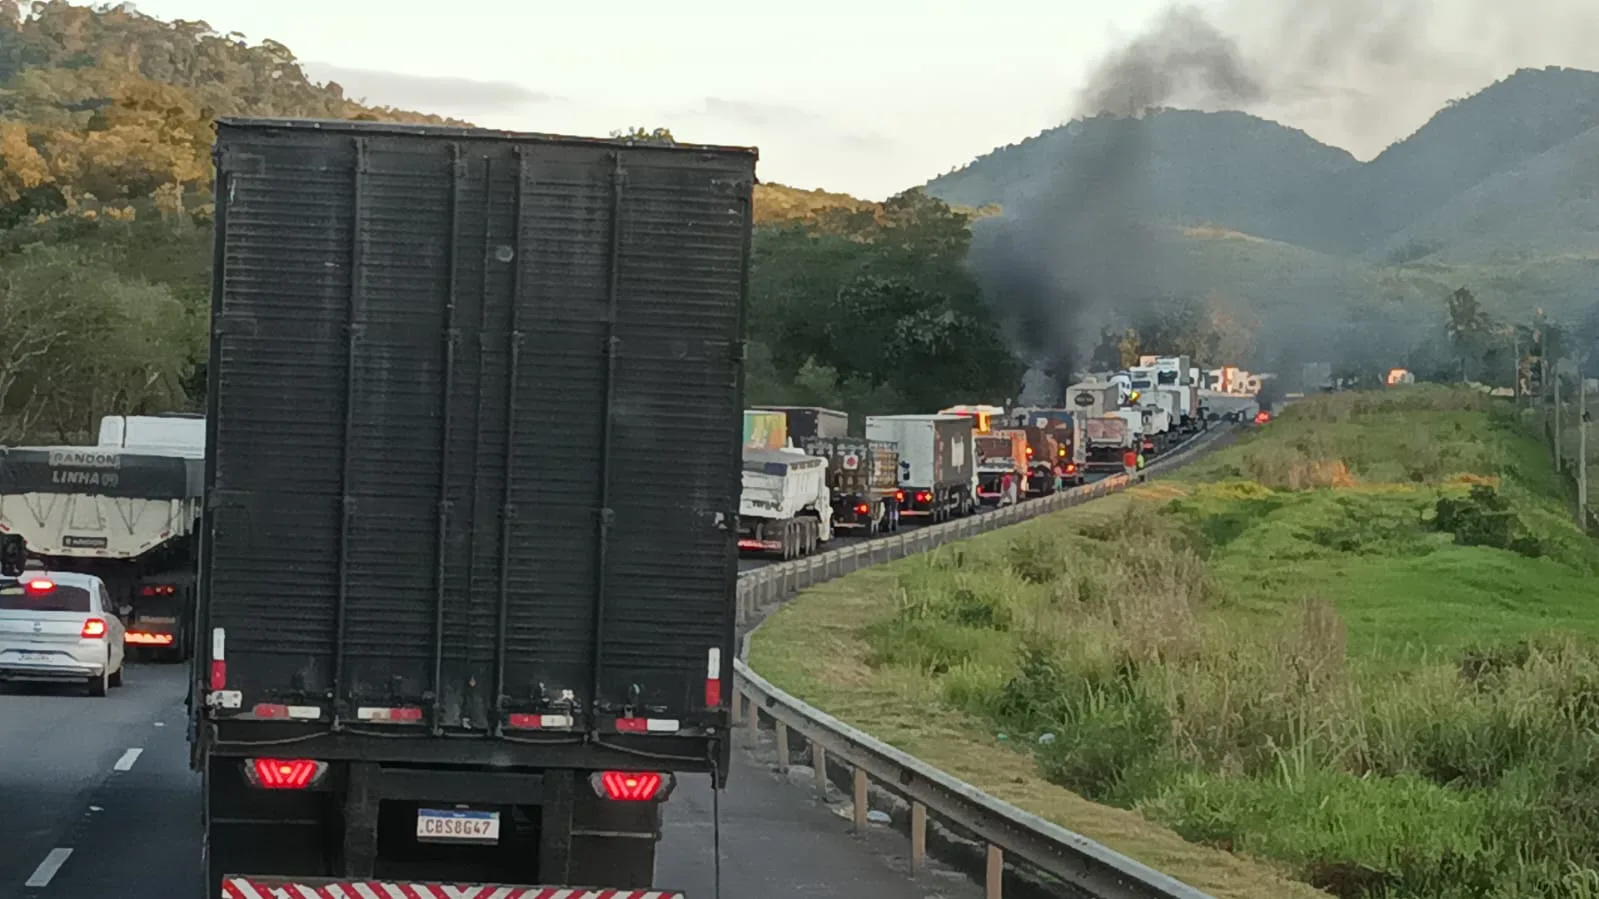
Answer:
0, 569, 126, 696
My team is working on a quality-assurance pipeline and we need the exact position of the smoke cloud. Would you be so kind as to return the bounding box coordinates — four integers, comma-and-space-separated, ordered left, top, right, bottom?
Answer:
973, 0, 1599, 400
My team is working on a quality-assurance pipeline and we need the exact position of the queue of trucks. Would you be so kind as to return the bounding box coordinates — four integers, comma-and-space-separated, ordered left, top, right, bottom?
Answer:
726, 363, 1209, 552
0, 118, 1225, 897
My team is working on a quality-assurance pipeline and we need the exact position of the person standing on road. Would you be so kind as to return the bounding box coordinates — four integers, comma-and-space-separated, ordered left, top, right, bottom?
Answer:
1122, 447, 1137, 478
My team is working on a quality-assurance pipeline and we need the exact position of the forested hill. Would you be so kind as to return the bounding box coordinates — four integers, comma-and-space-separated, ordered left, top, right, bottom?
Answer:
0, 0, 463, 223
926, 66, 1599, 263
0, 1, 1024, 443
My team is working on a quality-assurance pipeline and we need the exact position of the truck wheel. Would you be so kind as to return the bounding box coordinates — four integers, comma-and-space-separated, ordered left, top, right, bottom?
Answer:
781, 523, 794, 560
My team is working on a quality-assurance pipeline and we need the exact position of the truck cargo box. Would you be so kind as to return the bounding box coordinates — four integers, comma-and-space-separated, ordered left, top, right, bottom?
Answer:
753, 406, 848, 440
866, 415, 974, 489
1066, 383, 1120, 418
198, 118, 755, 771
743, 409, 788, 449
1084, 416, 1131, 445
799, 436, 898, 497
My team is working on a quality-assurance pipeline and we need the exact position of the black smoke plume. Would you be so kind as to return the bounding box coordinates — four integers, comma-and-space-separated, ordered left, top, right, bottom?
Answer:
970, 0, 1599, 400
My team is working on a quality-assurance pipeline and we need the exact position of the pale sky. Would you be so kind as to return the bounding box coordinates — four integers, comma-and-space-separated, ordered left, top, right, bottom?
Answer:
122, 1, 1599, 199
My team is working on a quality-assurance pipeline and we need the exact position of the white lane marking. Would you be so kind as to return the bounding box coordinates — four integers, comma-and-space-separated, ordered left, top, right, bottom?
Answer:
25, 848, 72, 887
153, 720, 165, 727
113, 748, 143, 771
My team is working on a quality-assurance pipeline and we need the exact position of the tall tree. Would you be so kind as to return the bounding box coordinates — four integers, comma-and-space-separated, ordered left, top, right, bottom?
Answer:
1446, 286, 1494, 381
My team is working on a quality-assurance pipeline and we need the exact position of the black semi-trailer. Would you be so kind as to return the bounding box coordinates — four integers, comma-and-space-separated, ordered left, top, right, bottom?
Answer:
192, 118, 756, 897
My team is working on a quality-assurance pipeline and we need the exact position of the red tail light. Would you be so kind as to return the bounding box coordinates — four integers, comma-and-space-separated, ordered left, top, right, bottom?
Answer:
1065, 463, 1077, 474
81, 618, 107, 638
140, 584, 176, 596
246, 758, 327, 790
894, 489, 905, 503
854, 503, 870, 515
25, 578, 54, 594
914, 490, 932, 503
591, 770, 671, 801
1025, 446, 1033, 456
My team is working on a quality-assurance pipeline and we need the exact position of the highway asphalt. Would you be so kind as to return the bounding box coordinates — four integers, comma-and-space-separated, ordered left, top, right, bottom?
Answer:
1, 423, 1242, 897
1, 663, 982, 898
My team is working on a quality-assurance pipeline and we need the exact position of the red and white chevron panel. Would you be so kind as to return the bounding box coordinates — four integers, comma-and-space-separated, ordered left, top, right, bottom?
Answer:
220, 879, 685, 899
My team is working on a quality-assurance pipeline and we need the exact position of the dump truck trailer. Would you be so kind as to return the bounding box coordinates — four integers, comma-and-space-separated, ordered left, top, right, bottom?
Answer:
0, 414, 205, 660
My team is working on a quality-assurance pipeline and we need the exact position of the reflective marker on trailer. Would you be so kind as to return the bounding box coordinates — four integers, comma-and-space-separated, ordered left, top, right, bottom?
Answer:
356, 706, 424, 723
506, 713, 574, 729
251, 703, 321, 720
209, 627, 226, 691
127, 631, 175, 646
220, 878, 686, 898
613, 717, 680, 733
705, 646, 723, 708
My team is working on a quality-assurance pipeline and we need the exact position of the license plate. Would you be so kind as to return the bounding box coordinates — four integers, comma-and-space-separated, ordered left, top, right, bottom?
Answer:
415, 808, 499, 843
16, 652, 52, 663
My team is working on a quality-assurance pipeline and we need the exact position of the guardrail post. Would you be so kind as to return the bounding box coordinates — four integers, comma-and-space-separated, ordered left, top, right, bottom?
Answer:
774, 719, 790, 772
743, 690, 759, 739
910, 801, 926, 874
852, 766, 868, 832
811, 741, 827, 799
986, 844, 1003, 898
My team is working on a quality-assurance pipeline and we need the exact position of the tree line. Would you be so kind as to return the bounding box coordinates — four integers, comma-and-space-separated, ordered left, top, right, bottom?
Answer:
0, 6, 1023, 442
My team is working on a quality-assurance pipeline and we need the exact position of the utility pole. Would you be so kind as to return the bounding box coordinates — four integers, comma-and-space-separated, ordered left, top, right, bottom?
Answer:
1580, 371, 1589, 524
1554, 359, 1562, 471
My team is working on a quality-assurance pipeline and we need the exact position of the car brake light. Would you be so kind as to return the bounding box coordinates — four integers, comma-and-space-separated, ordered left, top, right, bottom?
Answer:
591, 770, 669, 801
25, 578, 54, 593
246, 758, 327, 790
81, 618, 106, 638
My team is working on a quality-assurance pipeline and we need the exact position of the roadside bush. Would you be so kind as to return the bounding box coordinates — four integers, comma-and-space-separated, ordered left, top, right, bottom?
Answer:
1433, 485, 1545, 558
827, 388, 1599, 899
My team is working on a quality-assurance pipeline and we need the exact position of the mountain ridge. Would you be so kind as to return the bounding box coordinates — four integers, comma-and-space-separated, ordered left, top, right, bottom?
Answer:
927, 65, 1599, 264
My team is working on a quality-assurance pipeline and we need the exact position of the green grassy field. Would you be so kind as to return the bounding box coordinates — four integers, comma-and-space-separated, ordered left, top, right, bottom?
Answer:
749, 386, 1599, 899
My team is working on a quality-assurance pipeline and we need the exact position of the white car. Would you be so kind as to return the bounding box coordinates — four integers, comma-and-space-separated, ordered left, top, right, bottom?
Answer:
0, 570, 127, 695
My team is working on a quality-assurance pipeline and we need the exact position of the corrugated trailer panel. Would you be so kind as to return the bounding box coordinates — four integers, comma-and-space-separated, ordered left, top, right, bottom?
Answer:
203, 119, 752, 740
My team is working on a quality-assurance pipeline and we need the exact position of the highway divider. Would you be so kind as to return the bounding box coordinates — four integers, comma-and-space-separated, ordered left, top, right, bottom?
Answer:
730, 426, 1236, 899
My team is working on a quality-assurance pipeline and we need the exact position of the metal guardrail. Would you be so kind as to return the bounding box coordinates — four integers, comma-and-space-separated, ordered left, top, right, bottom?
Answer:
729, 427, 1234, 899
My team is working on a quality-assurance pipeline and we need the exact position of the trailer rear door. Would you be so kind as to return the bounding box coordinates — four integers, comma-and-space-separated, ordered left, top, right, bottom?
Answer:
202, 119, 752, 738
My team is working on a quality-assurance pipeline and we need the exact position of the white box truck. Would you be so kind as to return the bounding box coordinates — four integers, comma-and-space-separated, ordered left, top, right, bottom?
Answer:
866, 414, 976, 522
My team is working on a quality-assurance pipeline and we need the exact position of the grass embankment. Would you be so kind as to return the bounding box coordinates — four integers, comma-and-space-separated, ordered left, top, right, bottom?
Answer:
750, 386, 1599, 899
